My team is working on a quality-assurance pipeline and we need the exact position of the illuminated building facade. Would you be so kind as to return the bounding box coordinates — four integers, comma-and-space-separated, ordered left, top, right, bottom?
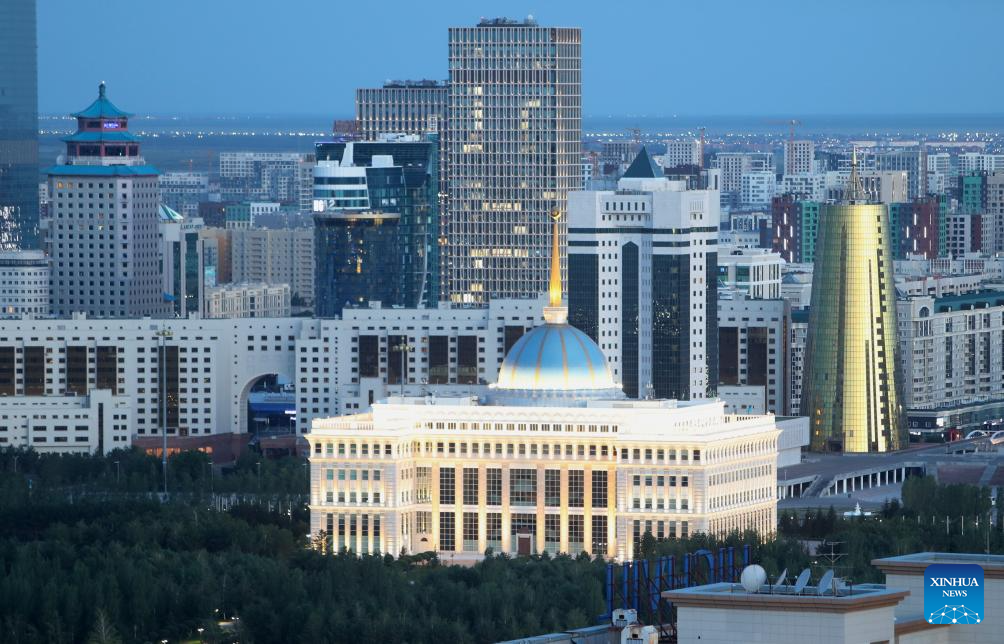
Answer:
800, 160, 905, 452
0, 0, 39, 249
307, 215, 781, 561
45, 83, 170, 318
446, 17, 582, 303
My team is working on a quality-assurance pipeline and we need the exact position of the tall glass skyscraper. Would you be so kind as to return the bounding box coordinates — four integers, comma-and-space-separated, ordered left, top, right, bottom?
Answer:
0, 0, 40, 250
800, 161, 905, 452
446, 17, 582, 304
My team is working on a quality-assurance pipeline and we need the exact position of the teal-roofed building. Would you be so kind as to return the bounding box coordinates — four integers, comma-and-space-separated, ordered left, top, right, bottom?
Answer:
45, 83, 170, 318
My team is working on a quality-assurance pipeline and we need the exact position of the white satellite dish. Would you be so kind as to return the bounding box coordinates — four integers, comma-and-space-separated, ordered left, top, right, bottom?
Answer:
740, 564, 767, 593
773, 568, 788, 591
793, 568, 811, 594
817, 570, 835, 596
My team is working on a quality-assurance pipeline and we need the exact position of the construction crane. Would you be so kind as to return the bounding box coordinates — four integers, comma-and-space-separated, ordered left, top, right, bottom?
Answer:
765, 118, 802, 143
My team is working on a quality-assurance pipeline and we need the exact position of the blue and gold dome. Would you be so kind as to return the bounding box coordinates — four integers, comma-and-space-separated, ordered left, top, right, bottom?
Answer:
496, 323, 619, 392
490, 208, 623, 402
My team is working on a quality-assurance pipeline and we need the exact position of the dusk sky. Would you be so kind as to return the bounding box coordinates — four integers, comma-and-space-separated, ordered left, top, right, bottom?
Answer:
38, 0, 1003, 117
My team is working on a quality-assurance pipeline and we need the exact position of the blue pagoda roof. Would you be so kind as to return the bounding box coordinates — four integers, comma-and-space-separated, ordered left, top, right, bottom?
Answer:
72, 82, 133, 119
62, 131, 139, 144
45, 164, 158, 177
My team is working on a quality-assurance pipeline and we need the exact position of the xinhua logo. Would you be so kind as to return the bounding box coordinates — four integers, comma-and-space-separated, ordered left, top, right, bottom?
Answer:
924, 563, 984, 625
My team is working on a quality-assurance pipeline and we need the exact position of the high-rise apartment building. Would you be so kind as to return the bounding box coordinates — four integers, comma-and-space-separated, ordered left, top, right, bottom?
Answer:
783, 140, 814, 175
45, 84, 169, 318
159, 171, 209, 218
663, 139, 702, 171
888, 196, 946, 260
981, 172, 1004, 253
0, 0, 40, 249
229, 227, 314, 304
713, 152, 774, 194
218, 152, 315, 212
355, 80, 447, 140
800, 163, 904, 452
446, 17, 582, 303
771, 197, 820, 264
567, 150, 718, 401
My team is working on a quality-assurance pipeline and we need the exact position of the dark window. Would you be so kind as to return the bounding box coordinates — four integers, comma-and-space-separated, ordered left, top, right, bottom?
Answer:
358, 335, 379, 378
428, 335, 449, 384
457, 336, 478, 384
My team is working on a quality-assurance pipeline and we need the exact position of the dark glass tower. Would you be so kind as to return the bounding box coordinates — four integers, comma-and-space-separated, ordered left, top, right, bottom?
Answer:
0, 0, 39, 249
313, 137, 439, 316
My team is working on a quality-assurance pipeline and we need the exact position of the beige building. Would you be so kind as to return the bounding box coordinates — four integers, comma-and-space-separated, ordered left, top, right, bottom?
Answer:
204, 282, 291, 319
229, 227, 314, 304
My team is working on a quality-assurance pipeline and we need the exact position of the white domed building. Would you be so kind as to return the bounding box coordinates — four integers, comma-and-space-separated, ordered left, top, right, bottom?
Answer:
307, 214, 784, 561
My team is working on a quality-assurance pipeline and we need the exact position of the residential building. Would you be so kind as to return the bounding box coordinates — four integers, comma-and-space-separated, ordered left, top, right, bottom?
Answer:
779, 173, 825, 201
712, 152, 773, 194
716, 246, 782, 299
159, 171, 209, 218
224, 201, 279, 229
944, 212, 982, 257
888, 196, 946, 260
204, 282, 291, 319
739, 171, 776, 208
218, 152, 314, 212
783, 140, 813, 175
45, 83, 170, 318
0, 249, 48, 317
0, 0, 39, 250
230, 227, 314, 305
898, 291, 1004, 435
313, 136, 440, 315
446, 17, 582, 303
568, 149, 719, 401
663, 139, 701, 171
982, 172, 1004, 253
801, 166, 905, 452
770, 197, 819, 264
824, 170, 908, 203
355, 80, 446, 141
787, 308, 809, 416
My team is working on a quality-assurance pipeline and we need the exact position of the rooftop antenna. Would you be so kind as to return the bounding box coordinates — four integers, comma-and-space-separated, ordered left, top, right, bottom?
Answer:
846, 148, 865, 203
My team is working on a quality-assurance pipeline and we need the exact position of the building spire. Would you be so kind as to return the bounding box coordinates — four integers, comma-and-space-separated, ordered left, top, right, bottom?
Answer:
847, 146, 865, 203
543, 207, 567, 324
99, 81, 106, 99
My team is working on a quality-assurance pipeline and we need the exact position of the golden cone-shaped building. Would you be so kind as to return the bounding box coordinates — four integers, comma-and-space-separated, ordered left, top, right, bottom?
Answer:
800, 154, 905, 452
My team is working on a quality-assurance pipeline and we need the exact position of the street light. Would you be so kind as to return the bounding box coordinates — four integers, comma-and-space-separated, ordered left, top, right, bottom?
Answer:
197, 626, 204, 643
155, 328, 174, 497
114, 460, 120, 486
256, 461, 262, 490
390, 341, 413, 395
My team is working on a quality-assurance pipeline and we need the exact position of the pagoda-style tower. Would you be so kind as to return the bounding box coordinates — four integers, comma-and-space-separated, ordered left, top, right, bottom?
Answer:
45, 83, 169, 318
62, 81, 141, 163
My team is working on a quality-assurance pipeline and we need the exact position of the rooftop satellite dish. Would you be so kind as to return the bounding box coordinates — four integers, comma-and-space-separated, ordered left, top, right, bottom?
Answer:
817, 570, 835, 596
773, 568, 788, 590
793, 568, 811, 595
740, 564, 767, 593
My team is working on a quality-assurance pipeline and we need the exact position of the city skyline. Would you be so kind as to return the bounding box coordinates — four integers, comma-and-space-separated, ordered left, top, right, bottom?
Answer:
37, 0, 1004, 117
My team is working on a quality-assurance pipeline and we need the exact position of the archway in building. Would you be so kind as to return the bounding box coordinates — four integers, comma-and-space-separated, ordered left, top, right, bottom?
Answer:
238, 373, 296, 443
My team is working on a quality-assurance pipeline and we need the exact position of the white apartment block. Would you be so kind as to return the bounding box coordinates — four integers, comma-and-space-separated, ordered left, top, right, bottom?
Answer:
663, 139, 702, 170
740, 171, 776, 207
897, 291, 1004, 410
779, 173, 825, 201
159, 171, 209, 218
783, 140, 814, 175
229, 227, 314, 303
0, 250, 49, 317
712, 152, 773, 194
204, 282, 291, 319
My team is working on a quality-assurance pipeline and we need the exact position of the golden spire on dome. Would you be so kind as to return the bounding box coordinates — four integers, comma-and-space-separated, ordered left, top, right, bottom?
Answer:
543, 207, 567, 324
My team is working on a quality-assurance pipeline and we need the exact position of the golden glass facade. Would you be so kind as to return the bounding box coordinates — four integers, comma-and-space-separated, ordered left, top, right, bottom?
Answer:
801, 202, 905, 452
